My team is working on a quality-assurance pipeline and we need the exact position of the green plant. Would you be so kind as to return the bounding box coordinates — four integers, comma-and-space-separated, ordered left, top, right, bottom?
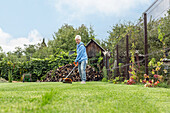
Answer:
111, 77, 124, 84
102, 78, 108, 82
156, 82, 169, 88
0, 49, 77, 81
148, 23, 168, 84
124, 80, 128, 83
102, 66, 107, 81
108, 79, 113, 83
126, 42, 138, 85
8, 70, 12, 83
121, 82, 125, 84
116, 77, 119, 81
118, 63, 123, 76
88, 52, 103, 72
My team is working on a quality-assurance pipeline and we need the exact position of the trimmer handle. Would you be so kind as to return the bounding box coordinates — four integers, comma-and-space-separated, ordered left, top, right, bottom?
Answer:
74, 62, 78, 66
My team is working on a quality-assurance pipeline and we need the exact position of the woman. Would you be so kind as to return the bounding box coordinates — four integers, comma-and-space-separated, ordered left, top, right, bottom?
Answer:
75, 35, 88, 84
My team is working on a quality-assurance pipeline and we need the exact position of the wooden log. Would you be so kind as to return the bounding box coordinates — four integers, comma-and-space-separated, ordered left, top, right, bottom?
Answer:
43, 64, 103, 82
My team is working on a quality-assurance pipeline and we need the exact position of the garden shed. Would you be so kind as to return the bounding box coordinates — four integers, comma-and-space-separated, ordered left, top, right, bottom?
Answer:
85, 39, 109, 70
85, 39, 106, 58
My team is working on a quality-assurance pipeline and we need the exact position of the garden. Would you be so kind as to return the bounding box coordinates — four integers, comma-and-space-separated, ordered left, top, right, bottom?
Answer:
0, 7, 170, 113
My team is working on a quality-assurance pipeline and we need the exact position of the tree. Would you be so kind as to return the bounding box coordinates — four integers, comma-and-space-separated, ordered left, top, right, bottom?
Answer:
76, 24, 95, 44
24, 44, 36, 55
49, 24, 96, 53
0, 46, 5, 61
14, 47, 23, 58
147, 10, 170, 60
104, 22, 134, 64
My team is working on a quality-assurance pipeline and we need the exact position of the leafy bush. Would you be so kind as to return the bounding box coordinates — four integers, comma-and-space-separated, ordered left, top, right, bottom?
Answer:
8, 70, 13, 82
156, 82, 170, 88
102, 66, 107, 79
102, 78, 107, 82
102, 66, 107, 82
0, 50, 76, 81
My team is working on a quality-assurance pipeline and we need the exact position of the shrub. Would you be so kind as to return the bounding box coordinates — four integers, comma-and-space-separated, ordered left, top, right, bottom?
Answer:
102, 78, 108, 82
8, 70, 13, 83
102, 66, 108, 82
102, 66, 107, 78
157, 82, 170, 88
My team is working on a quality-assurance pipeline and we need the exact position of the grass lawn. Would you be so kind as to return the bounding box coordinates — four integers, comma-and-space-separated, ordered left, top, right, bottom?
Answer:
0, 82, 169, 113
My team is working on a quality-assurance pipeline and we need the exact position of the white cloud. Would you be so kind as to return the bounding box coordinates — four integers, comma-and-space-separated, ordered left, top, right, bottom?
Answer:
0, 28, 42, 53
28, 30, 43, 43
54, 0, 153, 20
0, 28, 12, 44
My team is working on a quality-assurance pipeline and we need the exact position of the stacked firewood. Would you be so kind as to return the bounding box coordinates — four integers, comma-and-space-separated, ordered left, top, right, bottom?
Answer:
43, 64, 103, 82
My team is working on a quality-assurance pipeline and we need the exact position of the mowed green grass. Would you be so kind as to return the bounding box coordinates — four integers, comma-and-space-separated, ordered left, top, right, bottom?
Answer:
0, 82, 169, 113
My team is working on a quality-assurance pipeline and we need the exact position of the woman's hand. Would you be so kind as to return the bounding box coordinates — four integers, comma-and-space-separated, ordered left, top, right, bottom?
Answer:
74, 62, 78, 66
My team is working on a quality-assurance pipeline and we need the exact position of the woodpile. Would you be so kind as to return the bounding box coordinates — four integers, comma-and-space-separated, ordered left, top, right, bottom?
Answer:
43, 64, 103, 82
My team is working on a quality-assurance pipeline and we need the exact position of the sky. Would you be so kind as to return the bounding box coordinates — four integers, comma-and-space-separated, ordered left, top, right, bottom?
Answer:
0, 0, 155, 53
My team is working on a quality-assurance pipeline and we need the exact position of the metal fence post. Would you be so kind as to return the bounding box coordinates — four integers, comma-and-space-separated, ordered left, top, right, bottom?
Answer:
126, 35, 129, 79
116, 44, 119, 77
144, 13, 149, 75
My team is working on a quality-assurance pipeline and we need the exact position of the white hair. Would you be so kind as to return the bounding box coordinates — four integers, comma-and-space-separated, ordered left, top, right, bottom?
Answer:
75, 35, 81, 40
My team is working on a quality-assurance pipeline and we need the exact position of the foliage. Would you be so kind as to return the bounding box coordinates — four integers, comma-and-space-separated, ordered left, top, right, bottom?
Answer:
0, 46, 5, 61
126, 76, 136, 85
102, 66, 107, 79
157, 82, 170, 88
49, 24, 95, 53
148, 23, 168, 81
88, 52, 103, 72
102, 78, 107, 82
112, 76, 124, 84
0, 11, 170, 83
8, 70, 13, 83
0, 24, 96, 81
118, 63, 123, 76
126, 36, 138, 84
147, 10, 170, 60
142, 74, 163, 87
0, 49, 76, 81
105, 10, 170, 81
102, 66, 107, 82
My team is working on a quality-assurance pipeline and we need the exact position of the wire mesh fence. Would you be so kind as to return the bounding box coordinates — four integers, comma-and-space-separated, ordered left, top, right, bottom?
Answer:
146, 0, 170, 21
106, 0, 170, 80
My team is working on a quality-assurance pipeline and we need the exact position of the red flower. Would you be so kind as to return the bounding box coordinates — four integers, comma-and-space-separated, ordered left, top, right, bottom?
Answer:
142, 80, 146, 83
154, 74, 158, 78
154, 82, 158, 86
149, 80, 152, 84
129, 83, 132, 85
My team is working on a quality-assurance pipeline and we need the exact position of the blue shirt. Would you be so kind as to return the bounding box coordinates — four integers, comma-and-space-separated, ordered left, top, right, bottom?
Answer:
75, 42, 88, 63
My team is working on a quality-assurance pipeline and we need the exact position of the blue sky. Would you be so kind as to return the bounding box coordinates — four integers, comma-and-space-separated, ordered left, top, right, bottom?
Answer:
0, 0, 155, 52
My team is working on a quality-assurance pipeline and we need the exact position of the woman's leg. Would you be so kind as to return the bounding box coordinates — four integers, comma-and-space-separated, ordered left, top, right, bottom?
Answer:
78, 62, 82, 81
81, 60, 87, 82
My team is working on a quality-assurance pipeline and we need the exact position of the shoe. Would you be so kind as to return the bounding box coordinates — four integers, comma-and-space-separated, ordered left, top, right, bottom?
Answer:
81, 81, 86, 84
